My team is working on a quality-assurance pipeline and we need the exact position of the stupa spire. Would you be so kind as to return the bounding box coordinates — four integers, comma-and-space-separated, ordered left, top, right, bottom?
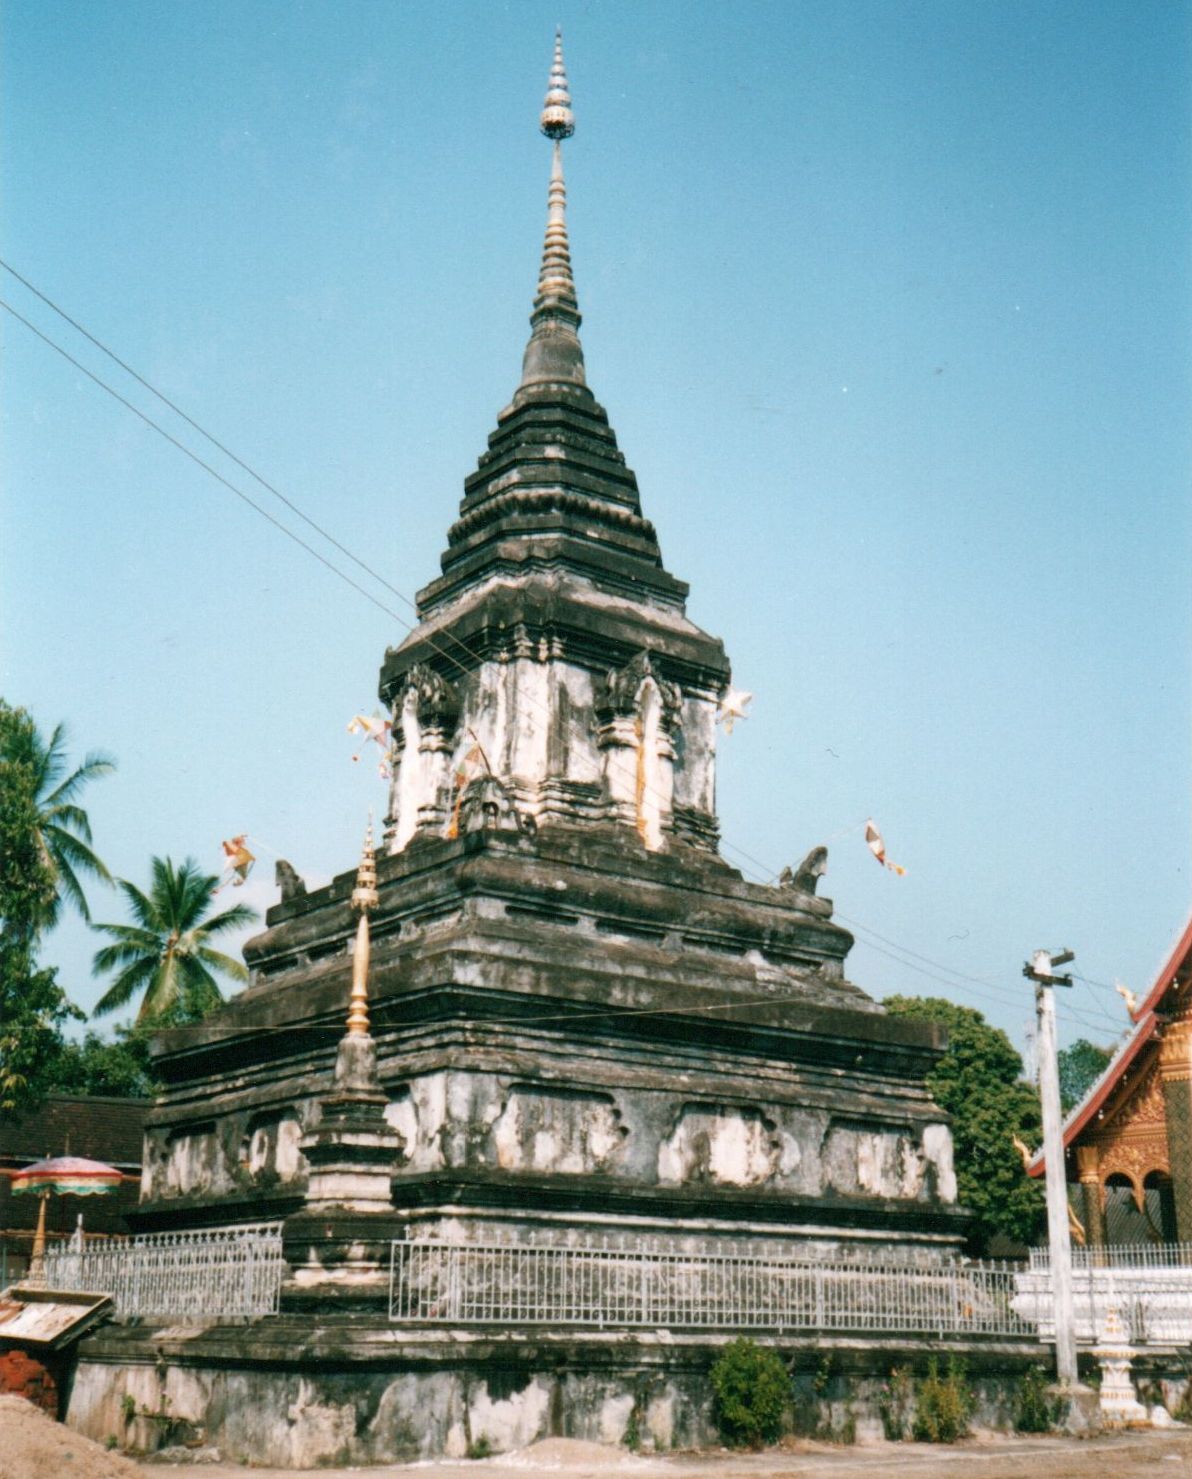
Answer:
346, 819, 378, 1036
520, 29, 586, 392
540, 27, 575, 141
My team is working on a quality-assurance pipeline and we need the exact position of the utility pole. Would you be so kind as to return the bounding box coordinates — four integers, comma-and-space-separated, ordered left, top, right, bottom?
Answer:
1024, 947, 1077, 1387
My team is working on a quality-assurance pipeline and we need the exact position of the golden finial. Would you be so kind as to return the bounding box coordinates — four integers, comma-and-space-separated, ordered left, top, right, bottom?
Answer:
351, 817, 379, 915
520, 31, 585, 391
347, 819, 378, 1035
540, 28, 574, 140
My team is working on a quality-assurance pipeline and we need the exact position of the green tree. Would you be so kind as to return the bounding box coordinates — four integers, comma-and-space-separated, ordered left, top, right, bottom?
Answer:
42, 1028, 156, 1098
1057, 1038, 1113, 1113
43, 988, 224, 1099
0, 702, 83, 1111
92, 857, 257, 1022
0, 956, 82, 1113
0, 702, 57, 940
884, 995, 1045, 1253
3, 708, 114, 926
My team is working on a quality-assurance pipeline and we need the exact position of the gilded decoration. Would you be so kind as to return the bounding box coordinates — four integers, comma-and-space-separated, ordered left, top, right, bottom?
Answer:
1089, 1056, 1169, 1206
1159, 1017, 1192, 1084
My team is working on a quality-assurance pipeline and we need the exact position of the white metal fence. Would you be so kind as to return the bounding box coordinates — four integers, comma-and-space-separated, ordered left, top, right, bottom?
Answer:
42, 1222, 284, 1318
1017, 1258, 1192, 1344
36, 1218, 1192, 1344
1031, 1241, 1192, 1271
389, 1240, 1035, 1338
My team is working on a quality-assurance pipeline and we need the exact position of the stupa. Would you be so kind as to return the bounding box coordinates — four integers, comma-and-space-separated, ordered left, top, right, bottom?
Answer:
137, 33, 960, 1261
73, 35, 978, 1463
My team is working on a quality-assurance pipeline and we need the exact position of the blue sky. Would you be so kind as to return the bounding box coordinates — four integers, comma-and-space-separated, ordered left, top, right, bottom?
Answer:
3, 1, 1189, 1060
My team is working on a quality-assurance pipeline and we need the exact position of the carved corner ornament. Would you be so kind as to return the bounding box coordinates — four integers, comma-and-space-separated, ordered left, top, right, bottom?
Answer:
456, 773, 534, 839
596, 650, 682, 730
401, 663, 462, 732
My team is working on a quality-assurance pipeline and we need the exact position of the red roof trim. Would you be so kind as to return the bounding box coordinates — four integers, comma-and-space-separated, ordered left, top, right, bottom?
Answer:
1030, 908, 1192, 1176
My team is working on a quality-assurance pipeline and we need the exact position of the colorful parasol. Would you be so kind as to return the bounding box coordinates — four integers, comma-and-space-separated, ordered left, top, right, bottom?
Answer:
12, 1155, 123, 1286
12, 1156, 124, 1196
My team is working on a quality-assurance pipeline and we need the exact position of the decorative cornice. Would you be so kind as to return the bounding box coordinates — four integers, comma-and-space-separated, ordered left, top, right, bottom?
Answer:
448, 486, 657, 546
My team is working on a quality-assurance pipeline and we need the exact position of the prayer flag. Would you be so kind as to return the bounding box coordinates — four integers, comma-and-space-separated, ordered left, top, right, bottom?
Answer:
220, 835, 255, 886
864, 818, 906, 876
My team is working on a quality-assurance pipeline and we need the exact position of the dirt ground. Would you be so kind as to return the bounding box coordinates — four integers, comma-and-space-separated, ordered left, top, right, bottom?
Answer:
140, 1430, 1192, 1478
4, 1403, 1192, 1479
0, 1393, 140, 1479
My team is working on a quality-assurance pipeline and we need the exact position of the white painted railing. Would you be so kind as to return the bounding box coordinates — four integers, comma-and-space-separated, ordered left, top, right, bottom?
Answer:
37, 1223, 1192, 1343
42, 1222, 284, 1318
389, 1240, 1035, 1337
1017, 1259, 1192, 1344
1030, 1241, 1192, 1270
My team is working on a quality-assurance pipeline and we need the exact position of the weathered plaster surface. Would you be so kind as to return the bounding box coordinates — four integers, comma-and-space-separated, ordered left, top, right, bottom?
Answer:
386, 647, 711, 855
139, 1036, 958, 1234
658, 1105, 781, 1188
922, 1122, 958, 1202
67, 1330, 1053, 1465
493, 1087, 627, 1174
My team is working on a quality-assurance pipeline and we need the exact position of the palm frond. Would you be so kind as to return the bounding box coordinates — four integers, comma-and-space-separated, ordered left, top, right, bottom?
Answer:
44, 822, 112, 881
92, 938, 163, 974
178, 954, 225, 1000
36, 722, 67, 791
45, 751, 116, 807
90, 921, 162, 948
115, 878, 160, 931
178, 965, 225, 1022
201, 903, 259, 936
48, 849, 93, 923
193, 945, 248, 981
43, 802, 95, 844
139, 952, 180, 1022
93, 958, 157, 1016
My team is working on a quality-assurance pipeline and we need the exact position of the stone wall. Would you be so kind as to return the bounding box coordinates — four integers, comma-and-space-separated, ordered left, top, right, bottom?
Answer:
66, 1323, 1055, 1465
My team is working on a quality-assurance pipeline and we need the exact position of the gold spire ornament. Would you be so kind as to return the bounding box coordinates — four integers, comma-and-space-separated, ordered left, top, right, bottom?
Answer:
520, 29, 586, 391
347, 820, 379, 1035
537, 28, 576, 302
540, 28, 575, 140
537, 133, 576, 305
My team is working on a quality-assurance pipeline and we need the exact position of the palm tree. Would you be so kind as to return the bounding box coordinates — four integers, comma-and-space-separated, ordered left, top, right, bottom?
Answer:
3, 715, 115, 927
91, 857, 257, 1022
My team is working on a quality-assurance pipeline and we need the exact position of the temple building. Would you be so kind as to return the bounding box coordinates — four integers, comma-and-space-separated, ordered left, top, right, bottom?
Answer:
63, 37, 995, 1462
1033, 914, 1192, 1247
132, 32, 960, 1264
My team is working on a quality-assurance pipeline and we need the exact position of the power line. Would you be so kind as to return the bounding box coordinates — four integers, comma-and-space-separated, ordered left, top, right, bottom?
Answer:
0, 259, 525, 694
0, 299, 412, 632
836, 907, 1125, 1028
5, 272, 1127, 1044
4, 271, 788, 885
845, 923, 1124, 1039
0, 257, 427, 628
